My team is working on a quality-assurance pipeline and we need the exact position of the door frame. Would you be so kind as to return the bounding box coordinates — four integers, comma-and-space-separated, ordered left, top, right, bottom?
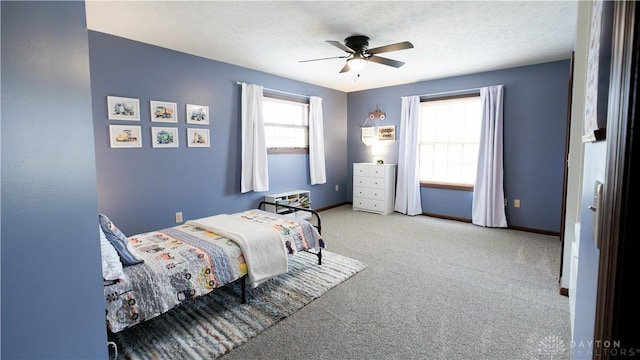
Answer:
593, 0, 639, 356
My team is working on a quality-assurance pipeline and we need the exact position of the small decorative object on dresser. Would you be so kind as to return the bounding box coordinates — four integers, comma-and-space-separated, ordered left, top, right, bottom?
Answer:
353, 162, 396, 215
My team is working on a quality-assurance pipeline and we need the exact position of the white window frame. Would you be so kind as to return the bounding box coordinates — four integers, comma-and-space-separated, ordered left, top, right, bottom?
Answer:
418, 94, 481, 189
263, 94, 309, 154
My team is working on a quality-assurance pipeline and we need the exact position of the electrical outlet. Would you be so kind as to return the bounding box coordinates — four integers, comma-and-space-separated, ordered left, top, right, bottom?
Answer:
175, 212, 183, 223
514, 199, 521, 208
335, 184, 340, 192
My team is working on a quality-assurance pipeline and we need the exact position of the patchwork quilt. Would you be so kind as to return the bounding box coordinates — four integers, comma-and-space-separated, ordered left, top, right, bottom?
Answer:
104, 209, 323, 333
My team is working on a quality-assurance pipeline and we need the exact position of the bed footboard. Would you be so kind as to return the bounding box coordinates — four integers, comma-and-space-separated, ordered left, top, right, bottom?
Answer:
258, 201, 322, 235
258, 201, 322, 265
235, 202, 323, 303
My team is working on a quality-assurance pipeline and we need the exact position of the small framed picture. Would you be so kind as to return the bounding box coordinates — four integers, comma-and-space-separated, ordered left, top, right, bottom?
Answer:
151, 127, 179, 148
187, 128, 210, 147
186, 104, 209, 125
150, 101, 178, 123
109, 125, 142, 148
107, 96, 140, 121
378, 125, 396, 141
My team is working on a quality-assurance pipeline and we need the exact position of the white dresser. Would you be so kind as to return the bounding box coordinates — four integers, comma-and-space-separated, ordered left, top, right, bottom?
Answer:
352, 163, 396, 215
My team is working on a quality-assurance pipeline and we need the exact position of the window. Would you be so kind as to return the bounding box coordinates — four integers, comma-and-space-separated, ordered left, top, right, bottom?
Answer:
263, 94, 309, 153
418, 94, 481, 189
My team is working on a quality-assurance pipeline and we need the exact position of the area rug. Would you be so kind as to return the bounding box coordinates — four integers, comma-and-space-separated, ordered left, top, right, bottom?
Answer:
109, 250, 367, 359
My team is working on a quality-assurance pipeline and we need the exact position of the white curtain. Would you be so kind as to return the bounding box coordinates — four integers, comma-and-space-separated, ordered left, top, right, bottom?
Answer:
472, 85, 507, 227
394, 96, 422, 215
309, 96, 327, 185
240, 83, 269, 193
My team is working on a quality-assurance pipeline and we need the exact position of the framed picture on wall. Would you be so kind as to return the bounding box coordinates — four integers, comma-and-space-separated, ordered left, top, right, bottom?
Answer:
107, 96, 140, 121
150, 101, 178, 123
151, 127, 179, 148
186, 104, 210, 125
109, 125, 142, 148
378, 125, 396, 141
187, 128, 210, 147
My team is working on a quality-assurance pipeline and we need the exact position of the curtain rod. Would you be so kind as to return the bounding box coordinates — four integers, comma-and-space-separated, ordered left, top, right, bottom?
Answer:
236, 82, 310, 99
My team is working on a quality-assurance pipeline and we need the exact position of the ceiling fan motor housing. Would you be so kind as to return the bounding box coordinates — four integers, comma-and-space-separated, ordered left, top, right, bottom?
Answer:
345, 35, 370, 54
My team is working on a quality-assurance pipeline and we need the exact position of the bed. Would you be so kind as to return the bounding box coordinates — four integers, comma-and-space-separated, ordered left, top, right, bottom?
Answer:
102, 203, 323, 333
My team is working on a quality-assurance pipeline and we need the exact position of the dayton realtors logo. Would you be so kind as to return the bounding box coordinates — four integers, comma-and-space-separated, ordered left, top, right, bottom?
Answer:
537, 335, 568, 359
538, 335, 639, 358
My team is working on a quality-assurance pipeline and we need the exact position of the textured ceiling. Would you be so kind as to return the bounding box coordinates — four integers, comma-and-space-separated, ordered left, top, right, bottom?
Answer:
85, 0, 578, 93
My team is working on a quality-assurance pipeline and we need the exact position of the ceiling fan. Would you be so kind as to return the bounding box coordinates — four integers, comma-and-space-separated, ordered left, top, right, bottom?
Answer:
300, 35, 414, 73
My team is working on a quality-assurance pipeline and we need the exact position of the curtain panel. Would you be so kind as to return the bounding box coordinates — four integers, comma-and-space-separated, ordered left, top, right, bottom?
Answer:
472, 85, 507, 227
240, 83, 269, 193
394, 95, 423, 215
309, 96, 327, 185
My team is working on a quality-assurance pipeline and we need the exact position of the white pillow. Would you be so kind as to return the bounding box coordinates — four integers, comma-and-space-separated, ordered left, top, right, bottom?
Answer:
99, 224, 124, 281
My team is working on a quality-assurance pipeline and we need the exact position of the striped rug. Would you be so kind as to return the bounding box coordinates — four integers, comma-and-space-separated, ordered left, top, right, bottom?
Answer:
109, 250, 367, 359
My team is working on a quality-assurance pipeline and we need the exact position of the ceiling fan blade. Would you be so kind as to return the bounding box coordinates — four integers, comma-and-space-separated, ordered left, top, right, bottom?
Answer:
339, 62, 351, 73
327, 40, 355, 54
367, 41, 414, 55
368, 55, 406, 68
299, 55, 349, 63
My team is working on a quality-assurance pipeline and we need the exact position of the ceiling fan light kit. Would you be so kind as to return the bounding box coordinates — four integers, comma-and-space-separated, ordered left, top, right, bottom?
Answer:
347, 55, 367, 72
300, 35, 414, 75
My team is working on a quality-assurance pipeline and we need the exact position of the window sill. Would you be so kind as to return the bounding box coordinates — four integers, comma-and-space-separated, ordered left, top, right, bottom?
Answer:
420, 182, 474, 191
267, 148, 308, 154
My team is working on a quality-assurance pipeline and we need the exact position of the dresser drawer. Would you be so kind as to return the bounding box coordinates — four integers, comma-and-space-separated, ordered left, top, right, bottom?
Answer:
353, 176, 385, 189
353, 186, 385, 200
354, 163, 387, 178
353, 163, 371, 176
368, 166, 386, 178
353, 197, 385, 212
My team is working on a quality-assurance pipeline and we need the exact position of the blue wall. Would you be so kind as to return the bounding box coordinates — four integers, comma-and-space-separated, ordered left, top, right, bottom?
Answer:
347, 60, 571, 233
1, 1, 107, 358
88, 31, 348, 236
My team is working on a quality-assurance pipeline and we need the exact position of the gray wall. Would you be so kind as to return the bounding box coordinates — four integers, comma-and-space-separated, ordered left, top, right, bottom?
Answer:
347, 60, 571, 233
88, 31, 348, 236
1, 1, 107, 358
